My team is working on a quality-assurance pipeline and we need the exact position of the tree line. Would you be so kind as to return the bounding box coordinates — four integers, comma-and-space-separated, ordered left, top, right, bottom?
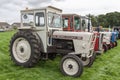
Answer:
88, 12, 120, 28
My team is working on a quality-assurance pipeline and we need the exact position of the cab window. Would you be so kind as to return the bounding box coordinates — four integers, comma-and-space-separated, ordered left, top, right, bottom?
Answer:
35, 12, 45, 27
63, 18, 68, 28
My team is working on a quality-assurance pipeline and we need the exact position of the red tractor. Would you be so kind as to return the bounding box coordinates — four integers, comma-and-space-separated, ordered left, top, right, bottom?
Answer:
62, 14, 97, 67
62, 14, 107, 55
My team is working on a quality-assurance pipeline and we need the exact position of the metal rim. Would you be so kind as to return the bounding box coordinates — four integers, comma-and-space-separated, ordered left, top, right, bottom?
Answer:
81, 58, 90, 66
12, 37, 31, 63
63, 58, 79, 76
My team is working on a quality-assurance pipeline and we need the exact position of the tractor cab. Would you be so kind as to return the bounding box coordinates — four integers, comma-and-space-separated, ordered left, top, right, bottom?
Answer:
62, 14, 92, 32
80, 16, 92, 32
21, 6, 62, 30
62, 14, 81, 31
20, 6, 63, 53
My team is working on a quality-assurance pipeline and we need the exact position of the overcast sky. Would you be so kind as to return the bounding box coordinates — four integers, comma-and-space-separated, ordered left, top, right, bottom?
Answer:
0, 0, 120, 24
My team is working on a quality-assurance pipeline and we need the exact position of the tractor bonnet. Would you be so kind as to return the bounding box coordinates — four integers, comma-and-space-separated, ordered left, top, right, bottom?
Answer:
52, 31, 93, 41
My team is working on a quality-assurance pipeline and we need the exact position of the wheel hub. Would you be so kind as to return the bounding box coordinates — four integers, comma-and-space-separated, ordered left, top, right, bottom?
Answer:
81, 57, 90, 66
82, 57, 87, 61
68, 64, 73, 69
63, 58, 79, 75
20, 47, 24, 53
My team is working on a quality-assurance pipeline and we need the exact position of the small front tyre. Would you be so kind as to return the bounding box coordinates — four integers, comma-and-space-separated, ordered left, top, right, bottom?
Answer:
60, 54, 83, 77
81, 52, 96, 67
103, 43, 108, 52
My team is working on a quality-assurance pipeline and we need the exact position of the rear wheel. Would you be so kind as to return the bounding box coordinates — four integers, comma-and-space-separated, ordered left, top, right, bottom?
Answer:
103, 44, 108, 52
60, 54, 83, 77
10, 31, 41, 67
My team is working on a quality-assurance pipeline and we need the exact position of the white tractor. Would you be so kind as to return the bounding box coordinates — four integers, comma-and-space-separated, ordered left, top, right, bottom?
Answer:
100, 32, 112, 49
10, 6, 96, 77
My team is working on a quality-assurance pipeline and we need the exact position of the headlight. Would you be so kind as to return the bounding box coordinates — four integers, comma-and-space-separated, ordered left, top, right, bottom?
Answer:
82, 43, 86, 49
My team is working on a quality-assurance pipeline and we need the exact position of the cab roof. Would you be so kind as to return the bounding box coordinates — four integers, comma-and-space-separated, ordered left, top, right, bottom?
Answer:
21, 6, 62, 12
62, 14, 80, 17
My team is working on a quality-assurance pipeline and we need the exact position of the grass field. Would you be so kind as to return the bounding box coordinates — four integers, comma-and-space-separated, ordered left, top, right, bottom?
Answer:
0, 31, 120, 80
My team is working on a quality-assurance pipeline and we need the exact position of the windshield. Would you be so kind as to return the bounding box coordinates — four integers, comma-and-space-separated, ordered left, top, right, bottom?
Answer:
48, 12, 61, 28
74, 17, 81, 30
82, 18, 92, 29
22, 13, 34, 27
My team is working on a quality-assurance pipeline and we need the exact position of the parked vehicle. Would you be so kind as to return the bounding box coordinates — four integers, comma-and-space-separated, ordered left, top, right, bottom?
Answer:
113, 27, 120, 39
111, 32, 117, 47
0, 29, 5, 32
62, 14, 97, 66
100, 32, 113, 49
62, 14, 106, 55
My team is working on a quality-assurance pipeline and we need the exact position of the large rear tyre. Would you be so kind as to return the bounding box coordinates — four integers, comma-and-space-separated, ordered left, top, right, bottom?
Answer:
10, 31, 41, 68
81, 52, 96, 67
103, 44, 108, 52
60, 54, 83, 77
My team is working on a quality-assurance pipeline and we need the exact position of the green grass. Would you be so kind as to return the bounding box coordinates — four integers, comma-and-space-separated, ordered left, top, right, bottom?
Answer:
0, 31, 120, 80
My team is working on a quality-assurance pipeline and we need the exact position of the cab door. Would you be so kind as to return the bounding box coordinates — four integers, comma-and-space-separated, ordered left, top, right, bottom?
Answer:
34, 10, 47, 53
62, 16, 73, 31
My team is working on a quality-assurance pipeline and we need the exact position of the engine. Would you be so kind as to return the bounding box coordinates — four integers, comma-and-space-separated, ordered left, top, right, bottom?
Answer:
53, 39, 74, 50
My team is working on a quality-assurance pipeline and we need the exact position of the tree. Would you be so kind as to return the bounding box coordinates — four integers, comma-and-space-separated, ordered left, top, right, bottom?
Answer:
87, 11, 120, 28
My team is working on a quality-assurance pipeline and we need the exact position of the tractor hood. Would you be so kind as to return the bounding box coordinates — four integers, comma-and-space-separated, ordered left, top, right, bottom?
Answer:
100, 32, 112, 37
52, 31, 93, 41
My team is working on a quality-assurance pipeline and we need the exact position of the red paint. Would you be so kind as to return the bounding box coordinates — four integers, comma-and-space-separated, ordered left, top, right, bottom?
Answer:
94, 32, 100, 51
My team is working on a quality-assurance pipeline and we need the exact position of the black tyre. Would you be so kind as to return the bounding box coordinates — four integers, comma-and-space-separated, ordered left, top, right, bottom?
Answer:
60, 54, 83, 77
10, 31, 41, 67
114, 41, 118, 47
103, 44, 108, 52
110, 42, 114, 48
81, 52, 96, 67
107, 44, 111, 50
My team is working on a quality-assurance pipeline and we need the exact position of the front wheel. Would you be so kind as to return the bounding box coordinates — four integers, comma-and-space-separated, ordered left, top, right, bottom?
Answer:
81, 52, 96, 67
103, 44, 108, 52
60, 54, 83, 77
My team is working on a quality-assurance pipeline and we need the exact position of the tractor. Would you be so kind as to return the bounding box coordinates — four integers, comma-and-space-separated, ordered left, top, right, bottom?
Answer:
62, 14, 106, 55
113, 27, 120, 39
9, 6, 96, 77
102, 31, 118, 48
100, 32, 113, 49
81, 17, 109, 53
81, 16, 107, 53
111, 32, 118, 47
62, 14, 97, 66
